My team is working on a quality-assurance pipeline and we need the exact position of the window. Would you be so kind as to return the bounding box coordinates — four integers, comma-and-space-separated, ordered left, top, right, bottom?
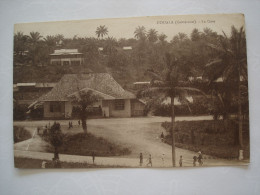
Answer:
62, 61, 70, 65
50, 102, 62, 112
115, 99, 125, 110
71, 60, 80, 65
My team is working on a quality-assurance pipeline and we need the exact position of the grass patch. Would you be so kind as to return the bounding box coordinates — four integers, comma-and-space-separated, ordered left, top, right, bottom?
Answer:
13, 126, 32, 143
44, 132, 131, 157
14, 157, 125, 168
162, 120, 250, 159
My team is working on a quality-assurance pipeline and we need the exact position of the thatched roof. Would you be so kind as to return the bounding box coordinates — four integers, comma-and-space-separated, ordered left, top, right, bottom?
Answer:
38, 73, 135, 101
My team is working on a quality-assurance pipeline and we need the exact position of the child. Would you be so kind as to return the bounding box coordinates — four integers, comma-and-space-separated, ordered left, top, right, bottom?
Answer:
179, 155, 183, 167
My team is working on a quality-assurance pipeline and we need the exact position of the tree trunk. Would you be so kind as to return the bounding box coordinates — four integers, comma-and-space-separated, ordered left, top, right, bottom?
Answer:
171, 95, 176, 167
238, 66, 243, 149
81, 107, 87, 134
81, 118, 87, 134
54, 147, 59, 160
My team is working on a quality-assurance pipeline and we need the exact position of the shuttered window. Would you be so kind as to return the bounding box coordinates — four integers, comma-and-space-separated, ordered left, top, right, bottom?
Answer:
115, 99, 125, 110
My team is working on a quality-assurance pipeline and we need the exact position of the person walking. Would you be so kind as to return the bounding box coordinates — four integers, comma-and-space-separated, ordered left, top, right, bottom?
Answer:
160, 132, 165, 142
198, 151, 203, 166
139, 153, 143, 166
147, 154, 152, 167
179, 155, 183, 167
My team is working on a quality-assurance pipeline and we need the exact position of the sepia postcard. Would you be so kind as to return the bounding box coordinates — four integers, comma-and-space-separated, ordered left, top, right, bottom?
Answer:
13, 13, 249, 168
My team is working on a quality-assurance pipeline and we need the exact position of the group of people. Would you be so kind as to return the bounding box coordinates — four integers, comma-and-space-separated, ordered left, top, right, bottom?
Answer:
193, 151, 203, 166
68, 121, 73, 129
139, 152, 203, 167
139, 153, 153, 167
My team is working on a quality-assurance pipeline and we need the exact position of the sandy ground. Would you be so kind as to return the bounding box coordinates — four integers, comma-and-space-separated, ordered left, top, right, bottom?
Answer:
14, 116, 249, 167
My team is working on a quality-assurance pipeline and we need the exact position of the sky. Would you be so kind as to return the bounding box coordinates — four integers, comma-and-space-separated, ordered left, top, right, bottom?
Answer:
14, 13, 245, 40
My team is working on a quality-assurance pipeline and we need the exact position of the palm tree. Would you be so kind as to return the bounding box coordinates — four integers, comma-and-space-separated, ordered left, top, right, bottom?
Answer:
69, 89, 100, 134
171, 33, 188, 45
96, 25, 108, 39
147, 29, 158, 43
14, 31, 28, 60
28, 31, 42, 65
203, 26, 247, 158
83, 38, 99, 63
191, 28, 201, 41
134, 26, 146, 40
158, 33, 167, 42
55, 34, 64, 46
44, 35, 56, 51
140, 52, 206, 166
104, 36, 117, 55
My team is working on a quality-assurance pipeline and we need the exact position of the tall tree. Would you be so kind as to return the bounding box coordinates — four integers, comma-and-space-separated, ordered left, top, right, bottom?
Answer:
158, 33, 167, 43
55, 34, 64, 46
28, 31, 42, 65
104, 36, 117, 55
203, 26, 247, 158
69, 90, 99, 134
44, 35, 56, 51
140, 52, 205, 166
46, 122, 64, 160
134, 26, 146, 40
191, 28, 201, 41
14, 32, 28, 64
147, 29, 158, 43
96, 25, 108, 39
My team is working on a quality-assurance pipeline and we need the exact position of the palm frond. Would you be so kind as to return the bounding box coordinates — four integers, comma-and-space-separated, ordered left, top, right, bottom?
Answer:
139, 87, 170, 98
146, 69, 163, 81
175, 87, 207, 96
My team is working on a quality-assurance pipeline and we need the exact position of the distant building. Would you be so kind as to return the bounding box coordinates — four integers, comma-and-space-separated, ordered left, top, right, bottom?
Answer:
133, 81, 150, 90
33, 73, 146, 119
122, 46, 132, 51
50, 49, 84, 66
13, 82, 56, 105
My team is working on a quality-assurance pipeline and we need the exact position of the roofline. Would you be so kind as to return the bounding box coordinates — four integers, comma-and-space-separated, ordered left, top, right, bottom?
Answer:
67, 87, 116, 100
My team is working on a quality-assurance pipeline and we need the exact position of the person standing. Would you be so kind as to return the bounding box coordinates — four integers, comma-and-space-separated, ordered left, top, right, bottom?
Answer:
193, 155, 197, 167
139, 153, 143, 166
78, 120, 80, 126
179, 155, 183, 167
41, 161, 47, 168
198, 151, 203, 166
160, 132, 165, 142
92, 151, 95, 164
147, 154, 152, 167
161, 153, 165, 166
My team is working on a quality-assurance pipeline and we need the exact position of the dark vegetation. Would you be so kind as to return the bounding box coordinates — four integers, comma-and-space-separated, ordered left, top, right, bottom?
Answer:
13, 27, 221, 88
161, 120, 249, 159
13, 126, 31, 143
57, 133, 131, 157
41, 123, 131, 157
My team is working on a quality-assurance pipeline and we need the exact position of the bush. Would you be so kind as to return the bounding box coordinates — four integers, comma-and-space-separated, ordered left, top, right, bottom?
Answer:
52, 132, 131, 157
13, 126, 31, 143
13, 104, 28, 120
162, 120, 250, 159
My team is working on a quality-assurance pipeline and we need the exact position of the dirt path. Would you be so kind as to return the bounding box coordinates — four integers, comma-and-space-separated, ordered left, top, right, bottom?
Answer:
14, 117, 249, 167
